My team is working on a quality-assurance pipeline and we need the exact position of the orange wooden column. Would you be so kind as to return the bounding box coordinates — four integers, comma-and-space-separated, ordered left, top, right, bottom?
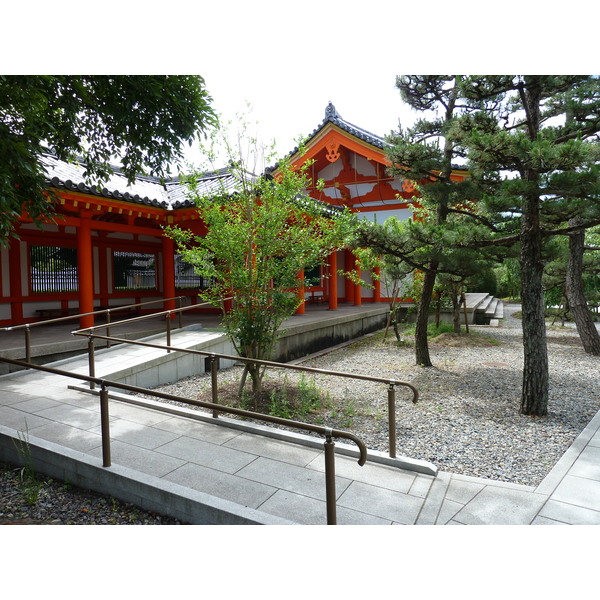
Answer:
295, 269, 305, 314
162, 236, 176, 316
8, 237, 23, 324
328, 251, 338, 310
77, 214, 94, 329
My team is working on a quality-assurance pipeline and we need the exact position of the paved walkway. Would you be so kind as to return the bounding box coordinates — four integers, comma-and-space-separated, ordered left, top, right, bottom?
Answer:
1, 322, 599, 525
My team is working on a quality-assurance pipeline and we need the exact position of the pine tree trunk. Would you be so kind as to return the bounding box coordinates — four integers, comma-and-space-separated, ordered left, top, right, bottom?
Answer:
451, 290, 461, 334
518, 79, 549, 417
566, 220, 600, 355
415, 267, 437, 367
519, 196, 549, 416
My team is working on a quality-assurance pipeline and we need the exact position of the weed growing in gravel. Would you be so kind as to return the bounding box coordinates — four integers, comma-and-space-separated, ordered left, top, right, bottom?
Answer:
12, 425, 44, 506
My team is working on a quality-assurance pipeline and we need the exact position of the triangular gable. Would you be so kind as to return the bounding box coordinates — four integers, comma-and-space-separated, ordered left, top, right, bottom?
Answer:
284, 102, 469, 224
285, 103, 414, 218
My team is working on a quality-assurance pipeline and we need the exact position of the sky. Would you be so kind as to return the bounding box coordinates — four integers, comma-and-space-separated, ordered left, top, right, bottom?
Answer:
5, 0, 598, 170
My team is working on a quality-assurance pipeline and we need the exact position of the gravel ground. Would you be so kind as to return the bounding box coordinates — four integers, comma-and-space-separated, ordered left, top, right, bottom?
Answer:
2, 304, 598, 524
144, 304, 600, 487
0, 461, 187, 524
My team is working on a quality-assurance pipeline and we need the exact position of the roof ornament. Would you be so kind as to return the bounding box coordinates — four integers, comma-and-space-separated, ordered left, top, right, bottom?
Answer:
325, 101, 340, 120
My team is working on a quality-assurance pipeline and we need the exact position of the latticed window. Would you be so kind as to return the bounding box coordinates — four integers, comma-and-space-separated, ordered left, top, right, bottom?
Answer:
174, 254, 208, 289
113, 251, 156, 290
30, 246, 78, 293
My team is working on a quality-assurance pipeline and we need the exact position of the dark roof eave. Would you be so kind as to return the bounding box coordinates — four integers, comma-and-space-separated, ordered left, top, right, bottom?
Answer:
47, 176, 168, 209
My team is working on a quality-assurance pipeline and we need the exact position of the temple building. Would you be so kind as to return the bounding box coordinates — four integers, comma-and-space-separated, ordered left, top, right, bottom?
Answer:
0, 102, 467, 328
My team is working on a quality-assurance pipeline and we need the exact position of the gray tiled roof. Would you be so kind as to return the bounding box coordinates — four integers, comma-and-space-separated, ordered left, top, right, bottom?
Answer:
40, 153, 241, 210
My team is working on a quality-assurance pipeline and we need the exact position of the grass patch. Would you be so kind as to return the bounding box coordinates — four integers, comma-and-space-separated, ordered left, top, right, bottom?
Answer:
200, 373, 330, 421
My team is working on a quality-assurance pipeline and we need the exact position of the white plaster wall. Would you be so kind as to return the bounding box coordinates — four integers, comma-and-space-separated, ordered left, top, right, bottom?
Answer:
317, 159, 343, 180
390, 179, 408, 193
354, 154, 377, 177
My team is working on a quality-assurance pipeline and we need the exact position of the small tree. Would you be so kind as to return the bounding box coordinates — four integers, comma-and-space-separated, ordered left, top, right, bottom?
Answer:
167, 124, 356, 401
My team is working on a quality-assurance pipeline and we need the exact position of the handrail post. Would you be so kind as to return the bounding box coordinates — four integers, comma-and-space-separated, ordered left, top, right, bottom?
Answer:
388, 383, 396, 459
177, 297, 183, 329
25, 325, 31, 363
99, 382, 111, 467
211, 355, 219, 418
88, 334, 96, 390
166, 312, 172, 353
324, 430, 337, 525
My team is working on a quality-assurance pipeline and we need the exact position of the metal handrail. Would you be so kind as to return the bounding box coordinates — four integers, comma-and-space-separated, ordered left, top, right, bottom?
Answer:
0, 296, 189, 361
4, 294, 419, 459
73, 330, 418, 459
70, 298, 230, 354
0, 355, 366, 525
1, 295, 188, 330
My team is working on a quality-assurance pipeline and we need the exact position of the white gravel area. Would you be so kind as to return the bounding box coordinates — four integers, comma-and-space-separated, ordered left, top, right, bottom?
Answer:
148, 304, 600, 487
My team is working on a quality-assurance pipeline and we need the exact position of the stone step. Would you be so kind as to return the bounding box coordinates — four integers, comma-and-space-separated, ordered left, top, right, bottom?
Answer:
464, 293, 489, 310
475, 294, 494, 314
485, 298, 499, 317
493, 300, 504, 319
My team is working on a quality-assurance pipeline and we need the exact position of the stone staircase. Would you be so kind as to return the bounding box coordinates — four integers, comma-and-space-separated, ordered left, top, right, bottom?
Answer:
467, 293, 505, 325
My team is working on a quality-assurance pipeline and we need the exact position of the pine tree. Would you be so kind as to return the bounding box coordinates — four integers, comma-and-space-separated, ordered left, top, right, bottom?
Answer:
356, 76, 503, 366
453, 76, 600, 415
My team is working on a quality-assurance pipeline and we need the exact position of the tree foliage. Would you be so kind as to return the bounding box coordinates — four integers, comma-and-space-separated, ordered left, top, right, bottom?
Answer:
356, 76, 504, 365
0, 75, 216, 242
452, 75, 600, 415
167, 122, 357, 399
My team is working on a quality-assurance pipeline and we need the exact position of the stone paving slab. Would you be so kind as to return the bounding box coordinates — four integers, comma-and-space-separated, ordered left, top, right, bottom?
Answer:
450, 485, 548, 525
235, 456, 353, 502
258, 488, 392, 525
337, 480, 425, 524
89, 418, 181, 450
153, 415, 242, 445
28, 420, 102, 451
224, 432, 322, 467
537, 498, 600, 525
163, 461, 279, 510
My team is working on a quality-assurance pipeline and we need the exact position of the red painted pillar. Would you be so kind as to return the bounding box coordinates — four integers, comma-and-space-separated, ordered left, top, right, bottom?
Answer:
77, 214, 94, 329
295, 269, 305, 314
328, 251, 338, 310
162, 236, 176, 316
8, 238, 23, 324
